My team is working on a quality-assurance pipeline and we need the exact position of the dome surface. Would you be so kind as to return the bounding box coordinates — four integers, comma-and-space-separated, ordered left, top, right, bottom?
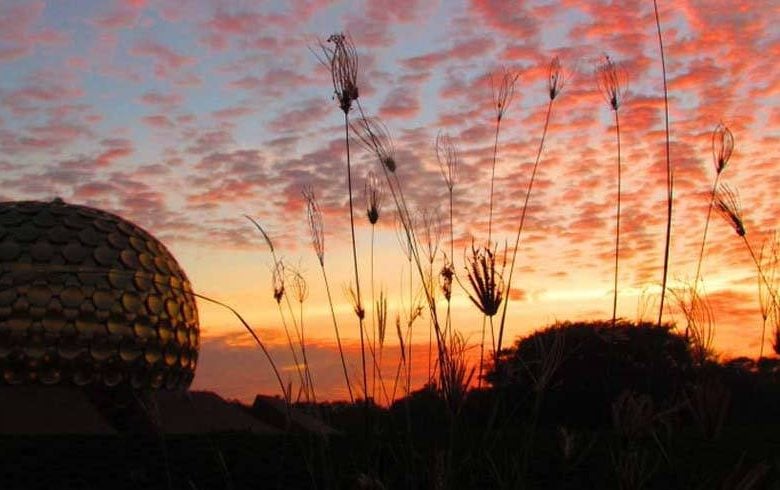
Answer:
0, 199, 199, 390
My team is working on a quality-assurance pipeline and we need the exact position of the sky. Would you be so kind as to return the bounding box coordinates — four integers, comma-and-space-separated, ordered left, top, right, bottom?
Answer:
1, 0, 778, 403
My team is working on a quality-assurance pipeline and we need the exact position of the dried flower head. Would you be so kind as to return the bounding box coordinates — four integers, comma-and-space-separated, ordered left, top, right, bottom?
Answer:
351, 116, 396, 173
491, 67, 520, 122
435, 131, 459, 191
715, 183, 745, 237
364, 170, 383, 225
302, 186, 325, 265
314, 33, 359, 114
712, 123, 734, 175
463, 242, 506, 317
596, 54, 628, 111
289, 268, 309, 304
548, 56, 566, 100
272, 260, 285, 304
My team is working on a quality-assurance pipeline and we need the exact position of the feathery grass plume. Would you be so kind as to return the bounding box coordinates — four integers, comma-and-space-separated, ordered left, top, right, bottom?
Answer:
487, 66, 520, 245
491, 66, 520, 123
345, 283, 366, 320
714, 183, 745, 237
352, 116, 397, 173
548, 55, 566, 101
497, 55, 567, 363
313, 33, 358, 114
671, 282, 715, 366
692, 123, 735, 339
303, 186, 325, 265
653, 2, 674, 330
597, 54, 628, 111
302, 186, 354, 402
597, 54, 628, 327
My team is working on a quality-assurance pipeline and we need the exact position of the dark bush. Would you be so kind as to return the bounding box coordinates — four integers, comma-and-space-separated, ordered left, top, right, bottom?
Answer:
486, 320, 694, 427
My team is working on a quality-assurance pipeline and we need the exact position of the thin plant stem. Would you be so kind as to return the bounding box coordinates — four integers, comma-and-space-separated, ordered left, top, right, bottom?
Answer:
612, 109, 622, 327
694, 177, 721, 288
276, 302, 307, 401
320, 264, 354, 403
343, 111, 369, 405
487, 120, 502, 246
497, 98, 555, 359
370, 224, 376, 400
655, 0, 674, 328
478, 316, 487, 389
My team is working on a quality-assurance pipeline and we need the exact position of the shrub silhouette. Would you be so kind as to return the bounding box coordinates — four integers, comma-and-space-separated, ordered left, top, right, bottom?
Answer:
487, 320, 694, 427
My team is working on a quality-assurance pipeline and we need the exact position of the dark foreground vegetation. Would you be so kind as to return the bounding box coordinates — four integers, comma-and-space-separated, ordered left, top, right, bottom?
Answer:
3, 321, 779, 490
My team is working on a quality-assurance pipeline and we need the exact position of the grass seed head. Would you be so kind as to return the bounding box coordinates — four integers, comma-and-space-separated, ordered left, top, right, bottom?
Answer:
364, 170, 383, 225
351, 116, 396, 173
597, 54, 628, 111
491, 66, 520, 122
549, 55, 566, 100
712, 123, 734, 175
302, 186, 325, 265
435, 131, 459, 191
315, 33, 359, 114
289, 267, 308, 304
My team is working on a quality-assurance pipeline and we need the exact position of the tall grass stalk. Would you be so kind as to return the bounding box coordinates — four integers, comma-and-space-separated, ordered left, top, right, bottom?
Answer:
497, 56, 565, 362
315, 32, 368, 405
365, 170, 383, 399
757, 234, 778, 358
302, 187, 354, 403
289, 268, 316, 402
488, 68, 520, 246
597, 55, 628, 327
654, 0, 674, 328
436, 132, 459, 346
690, 123, 734, 338
272, 261, 308, 401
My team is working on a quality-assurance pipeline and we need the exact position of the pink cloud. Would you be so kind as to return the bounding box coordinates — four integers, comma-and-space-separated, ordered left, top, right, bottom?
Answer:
402, 37, 495, 71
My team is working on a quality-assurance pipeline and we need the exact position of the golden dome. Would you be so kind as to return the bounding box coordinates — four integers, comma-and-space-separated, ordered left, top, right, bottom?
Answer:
0, 199, 199, 390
